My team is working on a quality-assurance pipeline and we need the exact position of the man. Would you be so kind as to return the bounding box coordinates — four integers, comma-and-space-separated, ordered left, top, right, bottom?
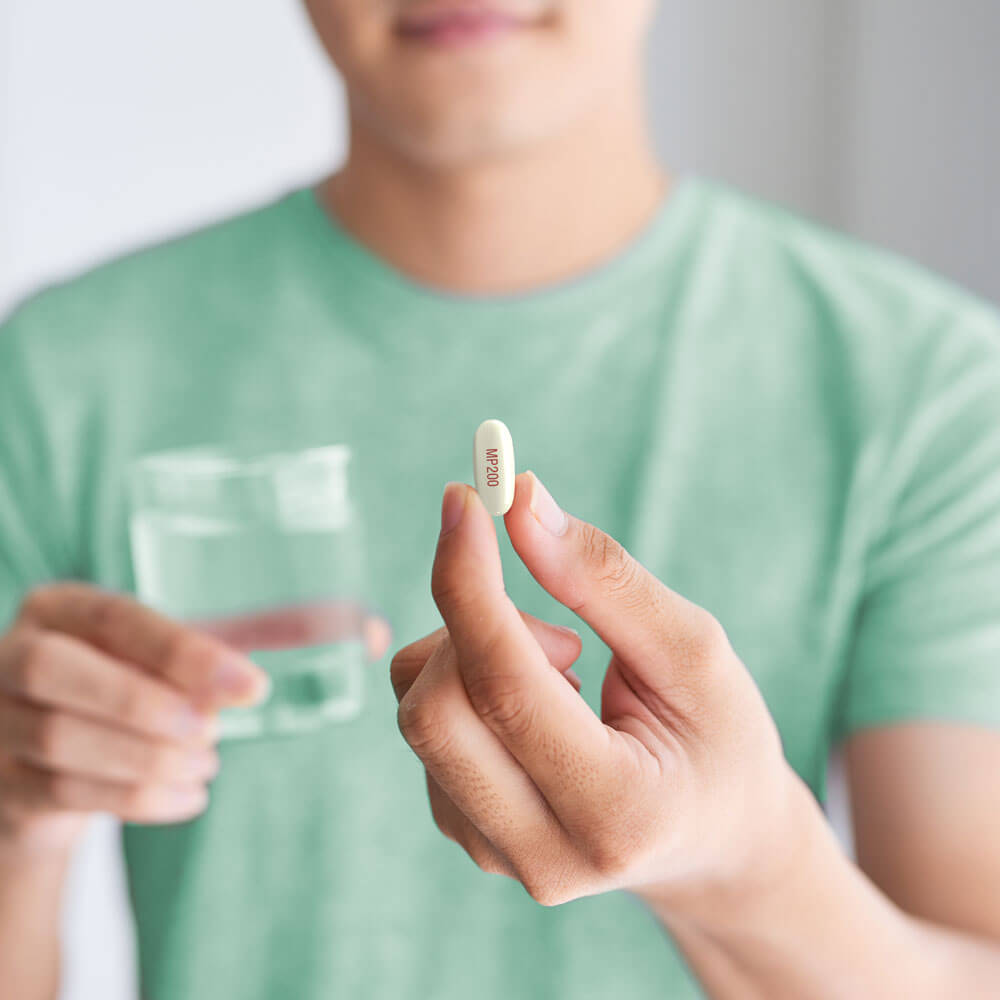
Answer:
2, 1, 1000, 997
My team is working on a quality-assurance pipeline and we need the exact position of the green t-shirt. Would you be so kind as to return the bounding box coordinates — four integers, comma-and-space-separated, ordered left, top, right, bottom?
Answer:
2, 176, 1000, 1000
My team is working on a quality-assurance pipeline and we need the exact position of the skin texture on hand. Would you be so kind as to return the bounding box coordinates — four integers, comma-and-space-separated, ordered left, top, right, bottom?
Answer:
0, 585, 392, 853
0, 583, 392, 1000
391, 473, 1000, 998
391, 470, 806, 910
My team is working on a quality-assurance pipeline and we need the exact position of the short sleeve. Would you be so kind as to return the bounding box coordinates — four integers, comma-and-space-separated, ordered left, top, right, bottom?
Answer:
0, 304, 77, 630
834, 309, 1000, 741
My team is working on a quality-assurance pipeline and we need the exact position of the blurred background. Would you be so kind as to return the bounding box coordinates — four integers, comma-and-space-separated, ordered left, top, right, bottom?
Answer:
1, 1, 997, 997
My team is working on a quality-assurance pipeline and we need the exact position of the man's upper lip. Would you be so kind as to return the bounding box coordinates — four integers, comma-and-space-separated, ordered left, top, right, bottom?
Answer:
396, 2, 536, 31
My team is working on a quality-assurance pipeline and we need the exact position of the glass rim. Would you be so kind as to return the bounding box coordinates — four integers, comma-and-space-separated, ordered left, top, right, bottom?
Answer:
129, 443, 352, 482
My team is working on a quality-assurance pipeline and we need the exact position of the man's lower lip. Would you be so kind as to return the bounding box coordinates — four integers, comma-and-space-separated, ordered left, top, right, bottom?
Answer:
396, 14, 525, 46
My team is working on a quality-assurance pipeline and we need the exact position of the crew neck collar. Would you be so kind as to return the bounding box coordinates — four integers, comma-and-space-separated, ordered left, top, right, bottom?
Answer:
290, 174, 705, 322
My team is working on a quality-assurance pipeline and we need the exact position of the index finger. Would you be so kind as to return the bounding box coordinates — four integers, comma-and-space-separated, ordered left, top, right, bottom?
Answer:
390, 613, 583, 702
432, 483, 647, 828
19, 583, 269, 710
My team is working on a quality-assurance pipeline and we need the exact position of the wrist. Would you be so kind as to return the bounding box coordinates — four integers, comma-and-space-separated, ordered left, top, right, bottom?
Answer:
0, 810, 87, 866
636, 773, 939, 998
637, 766, 834, 933
0, 837, 77, 873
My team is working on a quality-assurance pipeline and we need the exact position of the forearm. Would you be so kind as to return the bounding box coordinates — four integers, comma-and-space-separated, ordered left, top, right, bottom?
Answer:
641, 775, 1000, 999
0, 839, 73, 1000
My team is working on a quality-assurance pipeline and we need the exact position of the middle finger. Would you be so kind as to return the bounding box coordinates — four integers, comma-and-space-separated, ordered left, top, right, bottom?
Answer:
0, 627, 217, 745
390, 611, 583, 702
397, 637, 579, 892
0, 697, 219, 786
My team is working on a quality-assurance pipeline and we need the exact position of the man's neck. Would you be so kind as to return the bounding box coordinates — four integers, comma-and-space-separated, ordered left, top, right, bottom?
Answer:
317, 77, 669, 295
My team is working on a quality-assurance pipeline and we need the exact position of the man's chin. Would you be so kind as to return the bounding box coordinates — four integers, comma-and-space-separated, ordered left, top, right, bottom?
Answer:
387, 111, 555, 168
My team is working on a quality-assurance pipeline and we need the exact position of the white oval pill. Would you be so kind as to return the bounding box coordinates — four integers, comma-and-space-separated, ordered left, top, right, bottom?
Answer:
473, 418, 515, 516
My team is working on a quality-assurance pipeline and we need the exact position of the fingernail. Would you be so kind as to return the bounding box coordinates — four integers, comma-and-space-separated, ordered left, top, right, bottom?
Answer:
169, 785, 209, 813
212, 654, 271, 704
553, 623, 580, 640
565, 668, 582, 689
528, 471, 567, 536
183, 749, 220, 781
171, 705, 218, 743
440, 482, 467, 536
363, 615, 393, 662
201, 713, 220, 743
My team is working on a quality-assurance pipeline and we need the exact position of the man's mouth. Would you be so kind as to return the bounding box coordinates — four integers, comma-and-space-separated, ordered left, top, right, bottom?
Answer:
395, 4, 539, 46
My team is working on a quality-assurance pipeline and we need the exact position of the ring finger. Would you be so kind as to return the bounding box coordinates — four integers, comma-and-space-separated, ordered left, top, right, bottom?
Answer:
0, 696, 219, 786
425, 771, 516, 879
0, 753, 210, 825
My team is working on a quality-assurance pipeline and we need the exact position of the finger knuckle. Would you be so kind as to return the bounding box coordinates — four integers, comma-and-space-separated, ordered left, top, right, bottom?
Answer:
396, 694, 452, 760
132, 742, 173, 781
585, 833, 633, 881
585, 528, 640, 596
463, 669, 534, 741
429, 564, 453, 607
163, 630, 215, 680
30, 711, 71, 761
689, 612, 731, 667
0, 790, 29, 836
520, 871, 568, 908
86, 590, 130, 645
43, 771, 77, 809
17, 585, 53, 623
388, 647, 408, 675
426, 789, 456, 841
389, 648, 418, 696
435, 822, 459, 846
108, 680, 150, 730
430, 567, 477, 618
584, 794, 658, 880
160, 628, 194, 671
13, 632, 60, 697
121, 783, 159, 818
469, 844, 504, 876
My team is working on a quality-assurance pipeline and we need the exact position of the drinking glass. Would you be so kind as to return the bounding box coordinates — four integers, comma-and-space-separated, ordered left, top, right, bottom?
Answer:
128, 444, 367, 739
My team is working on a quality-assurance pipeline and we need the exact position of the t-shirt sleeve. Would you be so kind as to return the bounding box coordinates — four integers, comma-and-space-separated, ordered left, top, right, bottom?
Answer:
0, 305, 77, 631
833, 307, 1000, 741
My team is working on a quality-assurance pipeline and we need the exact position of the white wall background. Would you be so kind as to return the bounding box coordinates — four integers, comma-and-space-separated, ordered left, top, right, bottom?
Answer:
1, 2, 997, 998
0, 1, 345, 318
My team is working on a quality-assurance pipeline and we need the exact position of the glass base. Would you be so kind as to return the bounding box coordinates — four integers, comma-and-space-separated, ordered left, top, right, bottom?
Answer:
218, 638, 365, 740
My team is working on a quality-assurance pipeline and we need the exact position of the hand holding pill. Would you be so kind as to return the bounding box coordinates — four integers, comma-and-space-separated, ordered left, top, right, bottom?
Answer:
390, 441, 816, 920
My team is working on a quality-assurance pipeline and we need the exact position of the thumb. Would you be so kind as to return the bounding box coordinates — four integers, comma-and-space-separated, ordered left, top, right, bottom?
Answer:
503, 471, 732, 697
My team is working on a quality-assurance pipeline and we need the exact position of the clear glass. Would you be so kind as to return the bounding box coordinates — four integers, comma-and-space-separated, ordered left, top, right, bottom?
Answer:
127, 444, 367, 739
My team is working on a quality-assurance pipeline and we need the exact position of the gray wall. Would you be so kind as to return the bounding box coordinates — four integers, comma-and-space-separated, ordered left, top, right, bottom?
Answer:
647, 0, 1000, 303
